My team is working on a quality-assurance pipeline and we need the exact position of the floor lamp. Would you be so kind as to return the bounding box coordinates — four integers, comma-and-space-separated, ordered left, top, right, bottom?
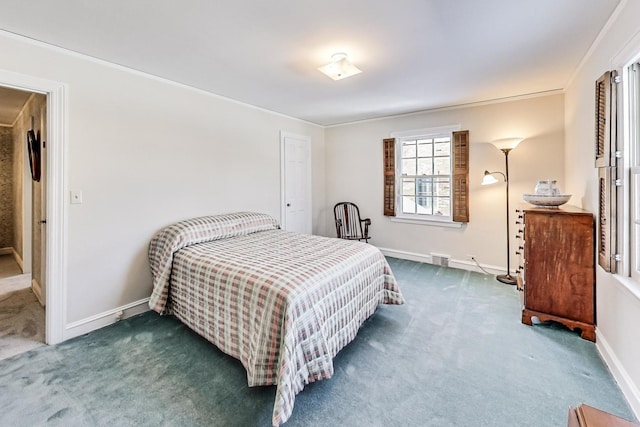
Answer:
482, 138, 523, 285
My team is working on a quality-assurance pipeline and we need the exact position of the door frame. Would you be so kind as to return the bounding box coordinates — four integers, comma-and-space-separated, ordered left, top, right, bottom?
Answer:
38, 101, 48, 304
280, 131, 312, 233
0, 70, 67, 345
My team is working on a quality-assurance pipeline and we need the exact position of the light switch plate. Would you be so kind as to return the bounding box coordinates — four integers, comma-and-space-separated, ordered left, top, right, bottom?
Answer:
70, 190, 83, 204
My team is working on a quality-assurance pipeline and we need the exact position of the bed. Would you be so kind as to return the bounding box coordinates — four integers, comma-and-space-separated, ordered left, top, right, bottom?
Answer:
148, 212, 404, 426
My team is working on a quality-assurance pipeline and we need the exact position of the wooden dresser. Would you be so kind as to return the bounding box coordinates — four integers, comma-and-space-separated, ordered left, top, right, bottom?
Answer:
516, 205, 596, 341
568, 404, 639, 427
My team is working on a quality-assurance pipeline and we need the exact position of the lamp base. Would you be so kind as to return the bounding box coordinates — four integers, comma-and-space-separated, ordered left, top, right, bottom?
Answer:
496, 274, 517, 286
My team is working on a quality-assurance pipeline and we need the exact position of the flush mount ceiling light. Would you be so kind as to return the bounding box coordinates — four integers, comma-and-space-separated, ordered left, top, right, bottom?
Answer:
317, 53, 362, 81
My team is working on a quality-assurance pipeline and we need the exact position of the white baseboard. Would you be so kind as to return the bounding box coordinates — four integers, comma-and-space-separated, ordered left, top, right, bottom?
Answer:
13, 248, 24, 271
378, 247, 505, 276
379, 247, 433, 264
448, 259, 505, 276
31, 278, 45, 306
596, 329, 640, 420
63, 298, 151, 341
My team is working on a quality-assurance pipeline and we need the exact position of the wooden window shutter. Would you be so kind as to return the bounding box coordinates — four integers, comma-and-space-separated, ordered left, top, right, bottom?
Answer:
595, 71, 617, 167
383, 138, 396, 216
595, 70, 618, 273
598, 168, 616, 273
452, 130, 470, 223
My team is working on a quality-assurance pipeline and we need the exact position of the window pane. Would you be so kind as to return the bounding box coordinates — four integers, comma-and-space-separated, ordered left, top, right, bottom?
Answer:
417, 141, 432, 157
434, 157, 451, 175
402, 141, 416, 158
416, 177, 433, 196
435, 179, 450, 196
417, 158, 433, 175
416, 197, 432, 215
434, 197, 450, 216
402, 196, 416, 214
402, 179, 415, 196
433, 138, 451, 156
402, 159, 416, 175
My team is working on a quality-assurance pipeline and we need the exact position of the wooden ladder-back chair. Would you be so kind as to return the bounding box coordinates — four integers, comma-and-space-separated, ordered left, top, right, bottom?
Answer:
333, 202, 371, 243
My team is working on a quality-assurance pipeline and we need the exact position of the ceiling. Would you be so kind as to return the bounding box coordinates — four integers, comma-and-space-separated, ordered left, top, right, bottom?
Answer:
0, 0, 621, 126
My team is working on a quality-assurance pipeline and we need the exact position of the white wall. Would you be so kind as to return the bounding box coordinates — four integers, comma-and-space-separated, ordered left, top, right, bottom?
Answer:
0, 31, 324, 327
564, 0, 640, 417
325, 94, 565, 271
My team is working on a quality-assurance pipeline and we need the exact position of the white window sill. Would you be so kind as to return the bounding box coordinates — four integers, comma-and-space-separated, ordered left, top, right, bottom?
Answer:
613, 274, 640, 302
389, 216, 463, 228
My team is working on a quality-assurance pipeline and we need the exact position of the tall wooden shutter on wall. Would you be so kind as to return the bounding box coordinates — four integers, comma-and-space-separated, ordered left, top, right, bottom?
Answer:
452, 130, 470, 223
595, 70, 618, 273
383, 138, 396, 216
598, 168, 616, 272
595, 71, 617, 167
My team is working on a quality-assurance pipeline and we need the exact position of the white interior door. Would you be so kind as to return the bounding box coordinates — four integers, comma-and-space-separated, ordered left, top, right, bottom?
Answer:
281, 132, 311, 234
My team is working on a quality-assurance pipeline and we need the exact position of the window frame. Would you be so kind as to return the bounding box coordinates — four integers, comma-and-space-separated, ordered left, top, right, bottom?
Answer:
612, 45, 640, 288
391, 125, 461, 226
624, 61, 640, 282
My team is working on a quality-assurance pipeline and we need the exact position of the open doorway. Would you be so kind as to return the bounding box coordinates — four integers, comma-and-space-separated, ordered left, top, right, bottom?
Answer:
0, 86, 47, 360
0, 71, 65, 346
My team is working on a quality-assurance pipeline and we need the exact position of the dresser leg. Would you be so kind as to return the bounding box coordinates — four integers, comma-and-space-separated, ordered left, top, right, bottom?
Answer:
580, 327, 596, 342
521, 309, 595, 342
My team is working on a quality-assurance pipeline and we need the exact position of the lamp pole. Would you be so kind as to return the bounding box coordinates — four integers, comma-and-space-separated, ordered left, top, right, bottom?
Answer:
497, 148, 517, 285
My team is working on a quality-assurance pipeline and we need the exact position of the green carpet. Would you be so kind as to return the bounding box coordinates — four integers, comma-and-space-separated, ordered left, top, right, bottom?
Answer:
0, 287, 45, 360
0, 258, 636, 426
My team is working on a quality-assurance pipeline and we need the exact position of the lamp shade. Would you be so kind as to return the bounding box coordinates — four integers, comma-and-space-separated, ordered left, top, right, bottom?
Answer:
490, 137, 523, 151
481, 173, 500, 185
482, 170, 506, 185
318, 53, 362, 80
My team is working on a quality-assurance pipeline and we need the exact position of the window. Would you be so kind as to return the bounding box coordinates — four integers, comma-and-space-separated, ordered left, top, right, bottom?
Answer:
384, 126, 468, 224
400, 135, 452, 217
602, 58, 640, 282
628, 62, 640, 281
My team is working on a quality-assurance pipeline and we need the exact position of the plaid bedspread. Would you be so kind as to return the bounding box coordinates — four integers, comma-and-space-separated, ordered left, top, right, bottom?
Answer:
148, 213, 404, 426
